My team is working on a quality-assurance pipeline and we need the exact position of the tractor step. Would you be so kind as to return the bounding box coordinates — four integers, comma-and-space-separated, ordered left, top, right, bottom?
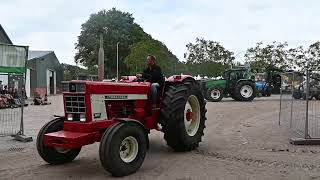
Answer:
44, 131, 98, 149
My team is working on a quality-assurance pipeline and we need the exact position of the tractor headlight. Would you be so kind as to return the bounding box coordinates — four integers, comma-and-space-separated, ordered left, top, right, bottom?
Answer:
79, 114, 86, 122
67, 114, 73, 121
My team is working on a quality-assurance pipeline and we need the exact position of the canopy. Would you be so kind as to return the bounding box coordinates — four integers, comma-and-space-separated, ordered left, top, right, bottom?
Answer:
0, 44, 27, 74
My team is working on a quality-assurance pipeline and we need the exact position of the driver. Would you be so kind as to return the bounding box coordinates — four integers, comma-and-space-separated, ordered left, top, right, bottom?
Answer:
136, 55, 163, 84
136, 55, 163, 108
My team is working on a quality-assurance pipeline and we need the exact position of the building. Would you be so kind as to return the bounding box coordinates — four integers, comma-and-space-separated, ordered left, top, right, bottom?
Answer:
0, 24, 13, 44
27, 51, 63, 97
1, 24, 63, 97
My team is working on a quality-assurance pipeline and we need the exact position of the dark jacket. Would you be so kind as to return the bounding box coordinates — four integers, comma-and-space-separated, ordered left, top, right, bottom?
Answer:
142, 65, 164, 84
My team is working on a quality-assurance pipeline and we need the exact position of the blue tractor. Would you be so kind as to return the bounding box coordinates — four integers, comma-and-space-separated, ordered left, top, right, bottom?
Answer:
255, 73, 272, 97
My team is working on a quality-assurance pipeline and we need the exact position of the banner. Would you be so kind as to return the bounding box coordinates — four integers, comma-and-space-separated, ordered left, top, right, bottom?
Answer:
0, 44, 27, 74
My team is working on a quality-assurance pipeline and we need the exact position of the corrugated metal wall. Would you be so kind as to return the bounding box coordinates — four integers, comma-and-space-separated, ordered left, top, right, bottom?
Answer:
27, 52, 63, 96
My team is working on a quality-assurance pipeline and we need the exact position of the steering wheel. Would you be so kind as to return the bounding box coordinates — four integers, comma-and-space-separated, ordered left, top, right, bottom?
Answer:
134, 77, 146, 82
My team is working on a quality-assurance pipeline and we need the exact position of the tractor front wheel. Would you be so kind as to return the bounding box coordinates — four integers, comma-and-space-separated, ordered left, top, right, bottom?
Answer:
99, 122, 148, 177
37, 118, 81, 165
206, 88, 223, 102
234, 81, 256, 101
293, 92, 303, 99
161, 83, 206, 151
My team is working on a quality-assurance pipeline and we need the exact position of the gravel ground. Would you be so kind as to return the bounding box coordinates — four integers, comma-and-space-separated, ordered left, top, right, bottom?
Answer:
1, 95, 320, 180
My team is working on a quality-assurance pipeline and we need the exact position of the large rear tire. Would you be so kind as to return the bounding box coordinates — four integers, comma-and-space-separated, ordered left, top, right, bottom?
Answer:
303, 93, 313, 100
160, 83, 207, 151
206, 88, 223, 102
99, 122, 148, 177
234, 81, 256, 101
37, 118, 81, 165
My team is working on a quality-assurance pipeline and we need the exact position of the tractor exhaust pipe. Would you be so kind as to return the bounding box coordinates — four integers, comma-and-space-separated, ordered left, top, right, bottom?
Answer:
98, 33, 105, 81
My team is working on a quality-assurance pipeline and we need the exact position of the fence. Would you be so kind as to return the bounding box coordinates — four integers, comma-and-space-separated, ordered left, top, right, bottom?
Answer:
0, 73, 23, 136
279, 71, 320, 144
0, 43, 31, 141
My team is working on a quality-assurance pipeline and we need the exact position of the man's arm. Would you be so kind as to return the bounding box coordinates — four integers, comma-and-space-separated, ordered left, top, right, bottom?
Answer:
141, 68, 152, 80
151, 66, 163, 83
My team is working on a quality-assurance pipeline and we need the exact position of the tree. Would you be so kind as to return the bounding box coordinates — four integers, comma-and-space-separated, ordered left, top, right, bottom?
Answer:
184, 38, 235, 65
124, 39, 179, 75
61, 63, 84, 81
74, 8, 151, 78
184, 38, 235, 77
289, 41, 320, 72
244, 41, 292, 70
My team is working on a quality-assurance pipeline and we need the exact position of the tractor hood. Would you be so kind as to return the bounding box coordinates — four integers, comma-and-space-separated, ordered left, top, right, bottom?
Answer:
62, 80, 150, 95
202, 79, 226, 89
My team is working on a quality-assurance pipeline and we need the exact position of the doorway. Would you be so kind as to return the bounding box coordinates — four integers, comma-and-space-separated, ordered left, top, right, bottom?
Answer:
47, 69, 56, 95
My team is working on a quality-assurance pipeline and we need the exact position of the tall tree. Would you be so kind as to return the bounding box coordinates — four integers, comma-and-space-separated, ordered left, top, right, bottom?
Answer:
289, 41, 320, 72
184, 38, 234, 76
124, 39, 179, 75
184, 38, 235, 65
244, 41, 292, 70
74, 8, 150, 78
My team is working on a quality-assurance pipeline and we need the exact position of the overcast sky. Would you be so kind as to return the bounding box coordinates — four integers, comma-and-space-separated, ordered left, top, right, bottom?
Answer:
1, 0, 319, 64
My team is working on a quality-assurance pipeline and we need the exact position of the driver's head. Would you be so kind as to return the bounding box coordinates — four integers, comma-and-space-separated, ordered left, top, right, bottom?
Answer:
147, 55, 156, 66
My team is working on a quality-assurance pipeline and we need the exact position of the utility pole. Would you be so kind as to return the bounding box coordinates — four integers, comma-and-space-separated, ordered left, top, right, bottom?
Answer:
116, 42, 120, 81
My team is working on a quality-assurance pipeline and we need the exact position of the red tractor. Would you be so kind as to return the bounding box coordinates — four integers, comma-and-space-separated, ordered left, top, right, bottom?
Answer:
37, 75, 207, 177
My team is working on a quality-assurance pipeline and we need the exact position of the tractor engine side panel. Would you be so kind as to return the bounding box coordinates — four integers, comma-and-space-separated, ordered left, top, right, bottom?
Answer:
90, 94, 149, 123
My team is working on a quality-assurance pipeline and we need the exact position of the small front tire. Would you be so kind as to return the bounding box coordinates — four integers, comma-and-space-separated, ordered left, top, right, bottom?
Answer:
99, 122, 148, 177
36, 118, 81, 165
206, 88, 223, 102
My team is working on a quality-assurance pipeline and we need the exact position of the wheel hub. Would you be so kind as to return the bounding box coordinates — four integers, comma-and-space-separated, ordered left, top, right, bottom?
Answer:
184, 95, 201, 136
211, 89, 221, 99
240, 85, 253, 98
186, 109, 193, 121
119, 136, 139, 163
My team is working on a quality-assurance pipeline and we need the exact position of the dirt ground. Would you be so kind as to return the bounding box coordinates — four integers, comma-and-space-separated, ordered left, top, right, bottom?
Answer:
1, 95, 320, 180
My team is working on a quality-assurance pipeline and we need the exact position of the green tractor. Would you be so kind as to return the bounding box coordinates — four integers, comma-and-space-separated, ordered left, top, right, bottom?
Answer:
199, 67, 256, 102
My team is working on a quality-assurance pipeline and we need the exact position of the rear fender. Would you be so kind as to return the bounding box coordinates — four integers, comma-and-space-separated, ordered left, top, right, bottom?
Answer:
166, 75, 194, 83
237, 79, 255, 84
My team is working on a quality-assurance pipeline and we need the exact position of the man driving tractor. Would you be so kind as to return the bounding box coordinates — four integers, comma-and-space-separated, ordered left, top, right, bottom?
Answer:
136, 54, 163, 108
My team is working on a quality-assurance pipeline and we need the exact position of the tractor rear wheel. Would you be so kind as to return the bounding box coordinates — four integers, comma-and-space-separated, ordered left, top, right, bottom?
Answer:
234, 81, 256, 101
230, 94, 238, 101
37, 118, 81, 165
160, 83, 206, 151
206, 88, 223, 102
303, 93, 313, 100
99, 122, 148, 177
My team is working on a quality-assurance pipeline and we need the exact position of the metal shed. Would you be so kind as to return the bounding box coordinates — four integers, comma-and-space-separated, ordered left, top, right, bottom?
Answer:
27, 51, 63, 97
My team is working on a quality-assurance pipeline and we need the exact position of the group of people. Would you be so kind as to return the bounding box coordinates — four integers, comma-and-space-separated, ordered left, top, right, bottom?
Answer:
0, 81, 25, 109
33, 93, 51, 105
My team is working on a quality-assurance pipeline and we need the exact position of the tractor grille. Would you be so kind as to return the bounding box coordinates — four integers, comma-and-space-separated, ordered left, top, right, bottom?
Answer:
65, 96, 86, 113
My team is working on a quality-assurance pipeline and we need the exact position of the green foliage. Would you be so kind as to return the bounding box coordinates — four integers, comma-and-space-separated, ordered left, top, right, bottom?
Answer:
124, 39, 179, 75
184, 38, 235, 65
184, 61, 230, 77
75, 8, 150, 78
61, 63, 86, 80
244, 41, 292, 70
183, 38, 234, 77
288, 41, 320, 71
